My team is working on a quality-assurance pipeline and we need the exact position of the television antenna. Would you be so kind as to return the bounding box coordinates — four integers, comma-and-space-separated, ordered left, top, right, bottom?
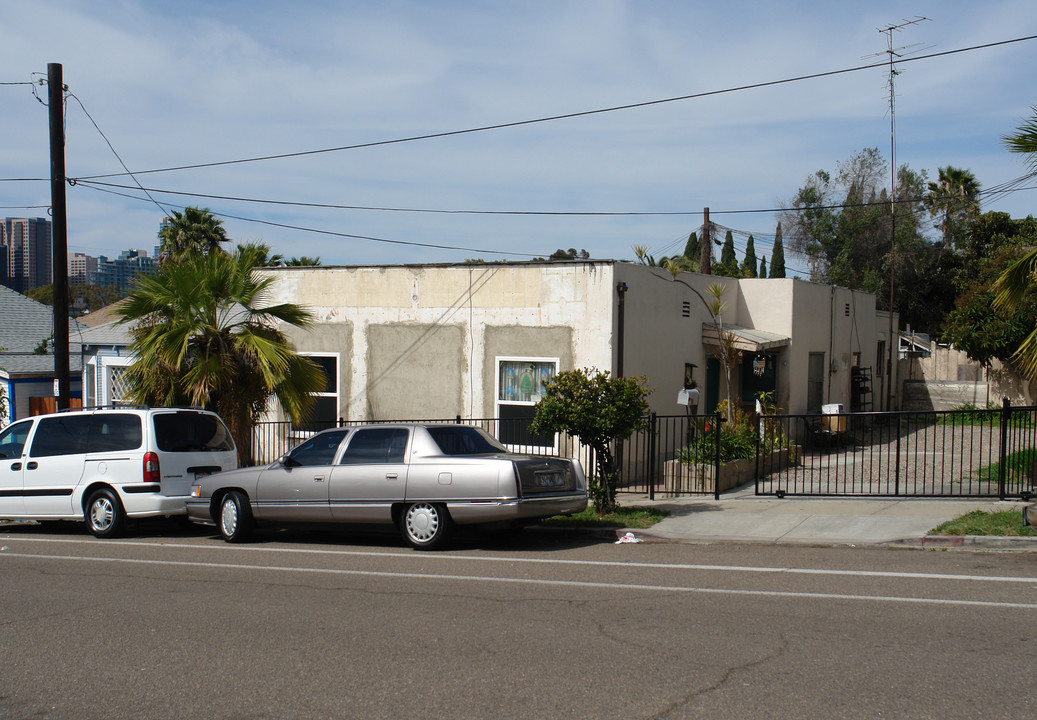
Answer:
871, 16, 929, 410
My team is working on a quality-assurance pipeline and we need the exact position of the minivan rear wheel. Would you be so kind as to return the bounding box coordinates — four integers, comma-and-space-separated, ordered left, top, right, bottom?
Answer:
86, 489, 125, 539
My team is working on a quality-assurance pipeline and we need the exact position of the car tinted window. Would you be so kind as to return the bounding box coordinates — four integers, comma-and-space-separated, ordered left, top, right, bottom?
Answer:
287, 430, 348, 466
426, 426, 507, 455
87, 414, 142, 452
0, 420, 33, 459
153, 412, 236, 452
29, 416, 92, 457
339, 428, 408, 464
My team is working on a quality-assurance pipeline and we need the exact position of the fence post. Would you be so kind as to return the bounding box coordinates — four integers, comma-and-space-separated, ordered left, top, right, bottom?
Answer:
648, 413, 657, 500
894, 413, 902, 496
714, 410, 723, 501
754, 414, 762, 495
999, 397, 1011, 500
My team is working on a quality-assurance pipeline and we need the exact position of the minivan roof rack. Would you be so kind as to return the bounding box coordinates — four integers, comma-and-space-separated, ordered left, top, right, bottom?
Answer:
56, 403, 151, 413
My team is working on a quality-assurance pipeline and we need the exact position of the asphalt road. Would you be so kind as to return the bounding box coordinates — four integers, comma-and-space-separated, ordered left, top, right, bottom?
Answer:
1, 522, 1035, 720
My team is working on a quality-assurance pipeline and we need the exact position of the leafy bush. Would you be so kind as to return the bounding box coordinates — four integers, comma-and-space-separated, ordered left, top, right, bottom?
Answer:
676, 393, 790, 465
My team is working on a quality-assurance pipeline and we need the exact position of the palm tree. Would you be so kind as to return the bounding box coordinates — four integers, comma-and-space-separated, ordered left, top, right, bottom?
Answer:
924, 166, 981, 249
994, 106, 1037, 378
116, 242, 327, 462
158, 206, 230, 262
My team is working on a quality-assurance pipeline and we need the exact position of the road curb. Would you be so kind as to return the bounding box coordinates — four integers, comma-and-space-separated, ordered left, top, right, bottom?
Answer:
889, 534, 1037, 550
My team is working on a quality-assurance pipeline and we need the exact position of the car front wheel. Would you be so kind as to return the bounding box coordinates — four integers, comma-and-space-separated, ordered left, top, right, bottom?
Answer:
86, 488, 125, 539
218, 491, 254, 543
400, 502, 452, 550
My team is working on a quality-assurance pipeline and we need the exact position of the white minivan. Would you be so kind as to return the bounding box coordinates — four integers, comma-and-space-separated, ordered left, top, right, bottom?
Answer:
0, 406, 238, 537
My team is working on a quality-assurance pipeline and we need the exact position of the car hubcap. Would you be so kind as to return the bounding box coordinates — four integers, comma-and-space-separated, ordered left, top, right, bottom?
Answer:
91, 498, 113, 531
221, 499, 238, 536
405, 504, 439, 542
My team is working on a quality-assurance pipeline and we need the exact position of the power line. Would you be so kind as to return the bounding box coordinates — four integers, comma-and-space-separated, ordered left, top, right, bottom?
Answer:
68, 171, 1037, 220
75, 182, 545, 258
69, 34, 1037, 182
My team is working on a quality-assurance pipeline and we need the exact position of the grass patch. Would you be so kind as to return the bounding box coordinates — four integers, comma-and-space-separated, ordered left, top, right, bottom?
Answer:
972, 449, 1037, 485
929, 510, 1037, 537
540, 505, 669, 529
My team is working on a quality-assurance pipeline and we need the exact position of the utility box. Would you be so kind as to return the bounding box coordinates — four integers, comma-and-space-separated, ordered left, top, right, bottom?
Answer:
821, 403, 846, 433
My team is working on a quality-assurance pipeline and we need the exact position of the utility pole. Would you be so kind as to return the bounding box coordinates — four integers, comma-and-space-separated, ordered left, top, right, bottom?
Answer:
48, 62, 71, 411
700, 207, 712, 274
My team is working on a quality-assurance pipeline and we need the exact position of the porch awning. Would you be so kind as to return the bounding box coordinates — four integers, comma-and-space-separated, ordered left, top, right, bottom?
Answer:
701, 323, 790, 353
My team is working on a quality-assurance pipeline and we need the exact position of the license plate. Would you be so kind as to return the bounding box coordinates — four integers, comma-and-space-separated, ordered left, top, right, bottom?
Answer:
534, 471, 564, 488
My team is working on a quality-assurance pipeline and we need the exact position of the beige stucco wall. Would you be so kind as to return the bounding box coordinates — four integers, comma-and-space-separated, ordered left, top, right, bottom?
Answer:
614, 265, 738, 416
259, 262, 616, 422
738, 278, 894, 414
259, 263, 898, 423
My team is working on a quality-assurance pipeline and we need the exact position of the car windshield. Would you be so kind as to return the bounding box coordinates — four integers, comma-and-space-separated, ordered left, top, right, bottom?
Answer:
426, 426, 508, 455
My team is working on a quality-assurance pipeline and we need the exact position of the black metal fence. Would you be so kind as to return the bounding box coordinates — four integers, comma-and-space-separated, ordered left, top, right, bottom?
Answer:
756, 401, 1037, 500
250, 412, 726, 499
250, 404, 1037, 501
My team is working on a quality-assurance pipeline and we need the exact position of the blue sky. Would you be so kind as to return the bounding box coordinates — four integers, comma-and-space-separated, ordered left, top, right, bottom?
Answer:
2, 0, 1036, 272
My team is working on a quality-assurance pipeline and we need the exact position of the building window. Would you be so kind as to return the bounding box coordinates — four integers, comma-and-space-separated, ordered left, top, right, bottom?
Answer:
682, 301, 691, 318
495, 357, 557, 449
295, 353, 339, 432
97, 356, 133, 406
876, 342, 886, 378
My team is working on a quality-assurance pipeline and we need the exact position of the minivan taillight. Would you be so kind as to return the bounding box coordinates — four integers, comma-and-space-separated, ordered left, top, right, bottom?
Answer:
143, 452, 161, 483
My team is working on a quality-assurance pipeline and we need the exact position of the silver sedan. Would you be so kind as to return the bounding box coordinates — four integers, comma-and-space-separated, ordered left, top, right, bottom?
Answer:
187, 423, 588, 549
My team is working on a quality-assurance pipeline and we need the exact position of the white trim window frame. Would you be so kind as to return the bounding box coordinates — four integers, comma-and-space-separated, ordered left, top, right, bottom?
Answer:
295, 352, 340, 434
494, 356, 559, 453
98, 355, 135, 407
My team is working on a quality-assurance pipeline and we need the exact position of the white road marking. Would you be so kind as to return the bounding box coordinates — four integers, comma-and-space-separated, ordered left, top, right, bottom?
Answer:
3, 534, 1037, 584
2, 551, 1036, 609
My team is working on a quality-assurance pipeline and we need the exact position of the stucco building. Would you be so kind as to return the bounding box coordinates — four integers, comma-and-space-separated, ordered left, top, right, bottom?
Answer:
255, 261, 898, 440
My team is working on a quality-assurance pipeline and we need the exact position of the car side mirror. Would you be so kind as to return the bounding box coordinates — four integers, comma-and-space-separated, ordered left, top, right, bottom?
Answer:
281, 455, 301, 469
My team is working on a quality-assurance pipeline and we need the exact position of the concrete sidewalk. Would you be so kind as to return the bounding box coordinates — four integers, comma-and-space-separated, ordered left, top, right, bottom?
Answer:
619, 487, 1037, 549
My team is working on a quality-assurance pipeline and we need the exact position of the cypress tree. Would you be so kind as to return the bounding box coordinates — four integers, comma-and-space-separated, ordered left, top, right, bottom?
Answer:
741, 235, 759, 278
770, 222, 786, 278
683, 232, 700, 270
759, 257, 768, 278
718, 230, 738, 276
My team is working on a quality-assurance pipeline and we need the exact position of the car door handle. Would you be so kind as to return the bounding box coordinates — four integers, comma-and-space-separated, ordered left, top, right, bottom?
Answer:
313, 475, 325, 482
11, 463, 21, 471
385, 473, 399, 479
26, 461, 38, 470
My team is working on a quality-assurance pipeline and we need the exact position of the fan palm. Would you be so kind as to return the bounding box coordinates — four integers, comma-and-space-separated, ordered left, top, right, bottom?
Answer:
116, 243, 326, 462
158, 206, 230, 262
924, 166, 981, 249
993, 106, 1037, 378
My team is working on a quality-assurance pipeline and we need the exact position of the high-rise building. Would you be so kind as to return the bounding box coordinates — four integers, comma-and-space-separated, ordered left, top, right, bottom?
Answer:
1, 217, 52, 293
91, 248, 156, 292
68, 252, 99, 286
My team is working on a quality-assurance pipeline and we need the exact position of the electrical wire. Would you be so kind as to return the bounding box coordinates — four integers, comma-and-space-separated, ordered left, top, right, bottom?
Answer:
75, 182, 544, 258
69, 34, 1037, 182
64, 90, 170, 218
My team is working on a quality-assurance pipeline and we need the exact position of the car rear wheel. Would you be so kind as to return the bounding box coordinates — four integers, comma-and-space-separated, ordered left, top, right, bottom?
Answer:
86, 489, 125, 539
400, 502, 452, 550
218, 491, 254, 543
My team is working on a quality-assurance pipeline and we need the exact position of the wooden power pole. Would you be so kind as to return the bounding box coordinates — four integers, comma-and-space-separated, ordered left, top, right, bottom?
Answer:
48, 62, 71, 411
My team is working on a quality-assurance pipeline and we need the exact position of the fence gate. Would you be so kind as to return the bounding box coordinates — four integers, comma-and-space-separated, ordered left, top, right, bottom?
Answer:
755, 402, 1037, 499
